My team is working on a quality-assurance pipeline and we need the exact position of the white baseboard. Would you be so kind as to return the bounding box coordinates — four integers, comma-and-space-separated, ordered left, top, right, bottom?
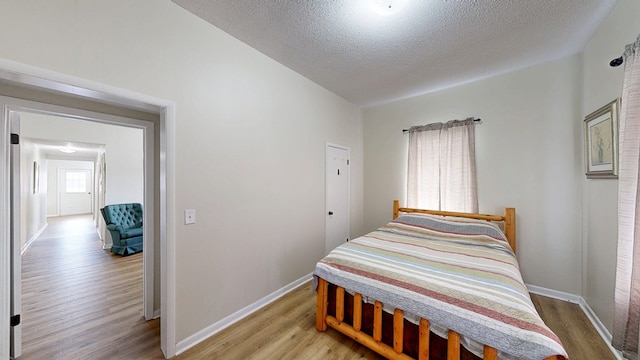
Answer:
21, 223, 48, 255
578, 299, 623, 360
102, 231, 112, 250
175, 273, 313, 355
526, 284, 623, 360
526, 284, 582, 304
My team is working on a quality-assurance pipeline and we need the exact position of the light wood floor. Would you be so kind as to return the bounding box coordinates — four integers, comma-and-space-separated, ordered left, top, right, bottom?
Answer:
530, 293, 617, 360
20, 215, 164, 360
21, 215, 616, 359
176, 284, 617, 360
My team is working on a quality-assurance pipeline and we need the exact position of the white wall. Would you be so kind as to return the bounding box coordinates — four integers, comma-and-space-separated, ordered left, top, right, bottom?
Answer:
19, 138, 47, 250
0, 0, 364, 343
364, 56, 584, 294
581, 0, 640, 333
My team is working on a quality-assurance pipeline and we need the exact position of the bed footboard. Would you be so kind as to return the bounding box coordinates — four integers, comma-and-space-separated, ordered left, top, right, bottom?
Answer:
316, 277, 564, 360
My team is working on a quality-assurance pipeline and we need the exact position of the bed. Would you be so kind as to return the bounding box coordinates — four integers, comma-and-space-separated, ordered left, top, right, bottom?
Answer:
314, 200, 568, 360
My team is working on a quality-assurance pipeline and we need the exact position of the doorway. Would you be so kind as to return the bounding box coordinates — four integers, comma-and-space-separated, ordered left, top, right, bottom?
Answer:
14, 113, 146, 358
325, 143, 350, 255
10, 105, 150, 359
58, 167, 94, 216
0, 63, 176, 358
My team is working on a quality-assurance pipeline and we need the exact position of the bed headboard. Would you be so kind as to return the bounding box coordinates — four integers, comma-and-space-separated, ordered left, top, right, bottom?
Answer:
393, 200, 517, 253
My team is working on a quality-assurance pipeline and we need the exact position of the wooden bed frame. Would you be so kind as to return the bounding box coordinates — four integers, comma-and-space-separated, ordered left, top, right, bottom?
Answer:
315, 200, 565, 360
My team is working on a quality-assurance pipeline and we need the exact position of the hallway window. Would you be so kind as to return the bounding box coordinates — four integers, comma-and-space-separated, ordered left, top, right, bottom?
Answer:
65, 171, 87, 193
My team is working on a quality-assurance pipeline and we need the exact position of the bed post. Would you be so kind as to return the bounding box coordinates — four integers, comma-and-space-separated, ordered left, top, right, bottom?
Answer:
316, 278, 328, 331
505, 208, 516, 253
393, 200, 400, 219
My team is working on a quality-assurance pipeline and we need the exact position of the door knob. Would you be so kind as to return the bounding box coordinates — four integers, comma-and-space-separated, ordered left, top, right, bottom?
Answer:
328, 211, 333, 215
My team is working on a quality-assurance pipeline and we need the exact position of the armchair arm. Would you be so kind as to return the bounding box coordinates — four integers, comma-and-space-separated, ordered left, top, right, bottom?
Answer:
106, 224, 125, 232
106, 224, 125, 241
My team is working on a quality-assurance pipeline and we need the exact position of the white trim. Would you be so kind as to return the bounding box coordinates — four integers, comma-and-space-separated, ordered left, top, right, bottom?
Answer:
526, 284, 582, 304
0, 58, 163, 114
9, 109, 22, 358
99, 218, 112, 249
175, 273, 313, 356
160, 103, 177, 358
1, 104, 10, 360
578, 299, 624, 360
20, 223, 47, 255
527, 284, 623, 360
102, 237, 113, 250
143, 117, 155, 321
0, 58, 176, 358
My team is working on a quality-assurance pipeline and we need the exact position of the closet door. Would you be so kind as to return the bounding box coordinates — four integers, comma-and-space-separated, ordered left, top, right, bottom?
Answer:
325, 144, 350, 255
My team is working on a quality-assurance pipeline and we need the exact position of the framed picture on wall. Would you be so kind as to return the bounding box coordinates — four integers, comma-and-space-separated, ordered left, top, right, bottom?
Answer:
33, 161, 39, 194
584, 98, 620, 179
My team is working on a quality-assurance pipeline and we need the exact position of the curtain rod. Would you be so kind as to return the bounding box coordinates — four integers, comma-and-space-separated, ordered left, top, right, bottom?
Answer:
611, 33, 640, 66
402, 118, 482, 133
610, 56, 623, 67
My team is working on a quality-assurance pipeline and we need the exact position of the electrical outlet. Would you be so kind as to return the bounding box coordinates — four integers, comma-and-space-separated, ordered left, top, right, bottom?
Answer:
184, 209, 196, 225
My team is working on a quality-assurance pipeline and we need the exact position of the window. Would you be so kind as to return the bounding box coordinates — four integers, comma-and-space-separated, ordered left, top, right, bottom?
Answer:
65, 171, 87, 193
406, 118, 478, 212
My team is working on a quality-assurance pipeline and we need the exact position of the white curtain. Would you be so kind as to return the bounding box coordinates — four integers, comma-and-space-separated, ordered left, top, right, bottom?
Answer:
613, 34, 640, 359
407, 118, 478, 212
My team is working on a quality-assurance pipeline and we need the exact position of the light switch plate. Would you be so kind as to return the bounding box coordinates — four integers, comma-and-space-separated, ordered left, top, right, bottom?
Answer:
185, 209, 196, 225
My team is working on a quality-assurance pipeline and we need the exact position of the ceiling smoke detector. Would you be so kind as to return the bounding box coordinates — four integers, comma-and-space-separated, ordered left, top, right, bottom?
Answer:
370, 0, 409, 16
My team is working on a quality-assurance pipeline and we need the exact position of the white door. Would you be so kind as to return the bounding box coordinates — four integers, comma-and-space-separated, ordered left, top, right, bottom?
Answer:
59, 169, 93, 216
325, 144, 350, 255
9, 111, 22, 359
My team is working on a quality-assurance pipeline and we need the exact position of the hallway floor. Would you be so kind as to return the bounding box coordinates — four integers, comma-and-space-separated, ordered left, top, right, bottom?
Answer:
19, 215, 163, 359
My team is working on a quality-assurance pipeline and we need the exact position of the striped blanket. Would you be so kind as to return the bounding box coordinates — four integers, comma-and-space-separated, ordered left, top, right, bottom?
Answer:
314, 213, 567, 360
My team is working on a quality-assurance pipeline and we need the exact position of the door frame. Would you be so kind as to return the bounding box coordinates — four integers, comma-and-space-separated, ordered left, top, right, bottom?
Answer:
9, 112, 21, 358
0, 61, 176, 358
325, 143, 350, 255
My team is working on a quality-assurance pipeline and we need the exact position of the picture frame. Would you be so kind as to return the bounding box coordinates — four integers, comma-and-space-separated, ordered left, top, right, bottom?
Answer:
33, 161, 39, 194
584, 98, 620, 179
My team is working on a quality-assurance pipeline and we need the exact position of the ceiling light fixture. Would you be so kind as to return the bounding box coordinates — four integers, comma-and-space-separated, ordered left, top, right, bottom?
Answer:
59, 144, 76, 154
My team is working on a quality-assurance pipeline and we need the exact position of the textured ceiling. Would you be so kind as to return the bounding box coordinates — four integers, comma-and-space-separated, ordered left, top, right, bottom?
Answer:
172, 0, 618, 107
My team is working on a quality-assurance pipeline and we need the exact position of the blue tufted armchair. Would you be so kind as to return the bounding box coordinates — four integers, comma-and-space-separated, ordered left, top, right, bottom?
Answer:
100, 203, 144, 256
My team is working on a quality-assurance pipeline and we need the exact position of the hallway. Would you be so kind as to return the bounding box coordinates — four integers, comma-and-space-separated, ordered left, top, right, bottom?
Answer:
19, 215, 163, 359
